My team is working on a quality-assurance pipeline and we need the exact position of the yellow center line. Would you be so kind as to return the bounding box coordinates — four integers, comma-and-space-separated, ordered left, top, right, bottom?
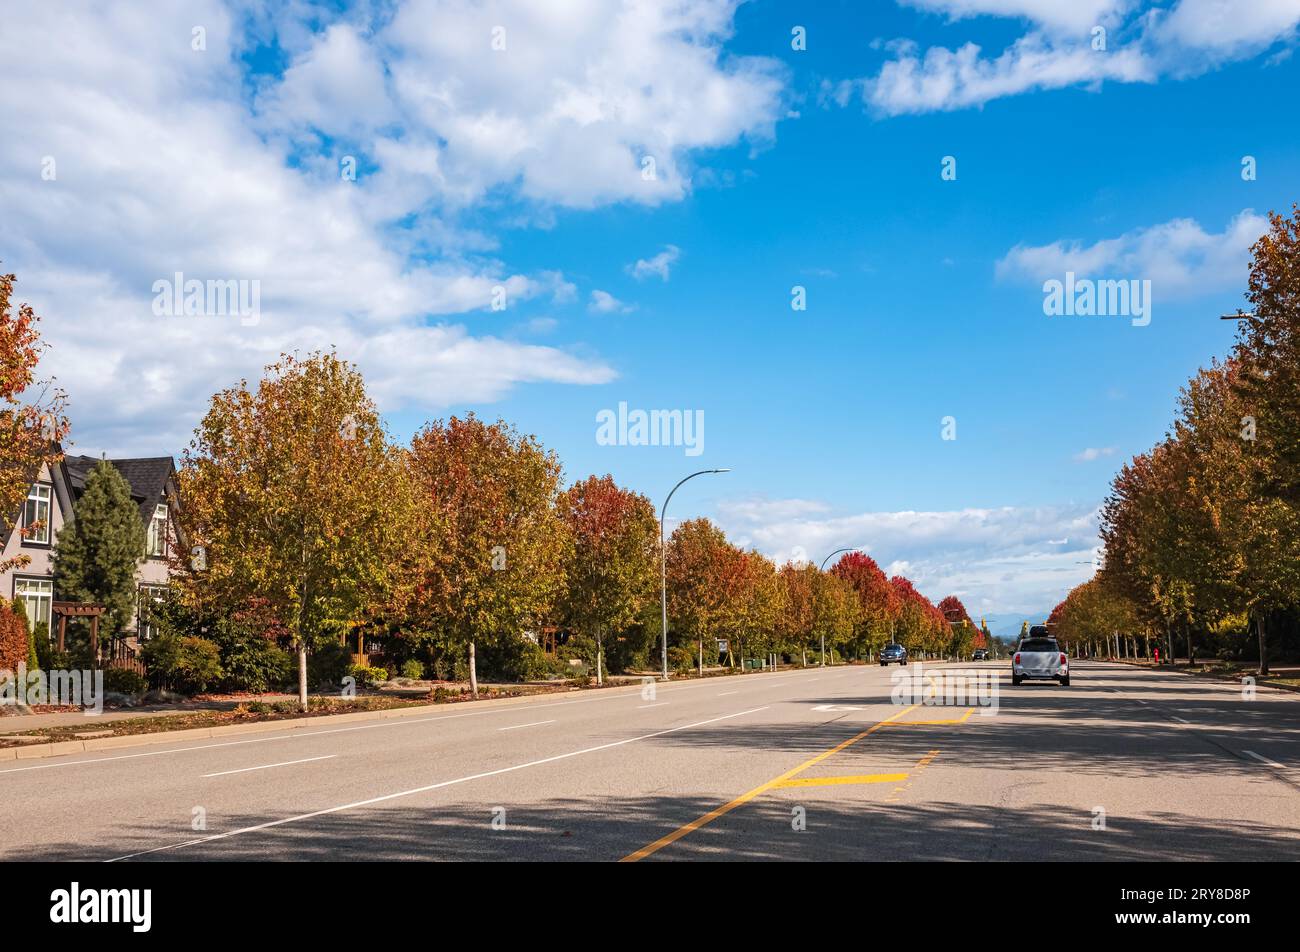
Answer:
915, 749, 941, 769
886, 708, 976, 726
772, 772, 908, 789
620, 703, 919, 862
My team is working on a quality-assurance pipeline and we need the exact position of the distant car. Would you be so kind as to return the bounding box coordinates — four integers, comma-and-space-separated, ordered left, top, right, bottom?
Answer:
972, 649, 989, 661
1012, 636, 1069, 686
879, 643, 907, 666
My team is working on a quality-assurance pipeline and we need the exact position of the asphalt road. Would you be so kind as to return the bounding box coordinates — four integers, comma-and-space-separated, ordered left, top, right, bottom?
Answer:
3, 660, 1297, 861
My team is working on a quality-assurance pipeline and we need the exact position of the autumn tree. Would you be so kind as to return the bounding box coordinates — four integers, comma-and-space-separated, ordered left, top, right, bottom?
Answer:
891, 576, 945, 657
811, 570, 861, 664
666, 518, 742, 675
779, 561, 818, 665
178, 352, 408, 710
0, 271, 68, 575
938, 595, 976, 659
727, 551, 783, 668
406, 415, 568, 695
556, 475, 658, 684
1230, 207, 1300, 673
830, 552, 899, 658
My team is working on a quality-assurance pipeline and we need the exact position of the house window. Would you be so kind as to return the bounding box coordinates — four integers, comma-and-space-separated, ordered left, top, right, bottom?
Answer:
146, 503, 168, 558
137, 585, 168, 640
14, 578, 53, 640
23, 484, 51, 544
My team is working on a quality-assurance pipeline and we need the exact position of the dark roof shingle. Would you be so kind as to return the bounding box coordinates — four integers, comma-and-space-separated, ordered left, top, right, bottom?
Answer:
63, 455, 175, 525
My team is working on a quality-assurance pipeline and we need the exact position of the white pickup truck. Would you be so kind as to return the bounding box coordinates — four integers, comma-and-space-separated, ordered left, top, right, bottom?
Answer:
1012, 634, 1070, 686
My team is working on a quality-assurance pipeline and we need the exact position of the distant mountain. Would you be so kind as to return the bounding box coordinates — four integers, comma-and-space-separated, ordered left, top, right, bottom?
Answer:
979, 612, 1052, 639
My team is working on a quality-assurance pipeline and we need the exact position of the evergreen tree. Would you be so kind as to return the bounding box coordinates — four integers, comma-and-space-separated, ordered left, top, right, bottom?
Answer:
52, 460, 146, 639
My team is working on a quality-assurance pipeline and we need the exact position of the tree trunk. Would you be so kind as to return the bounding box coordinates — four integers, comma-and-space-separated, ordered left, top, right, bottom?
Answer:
595, 627, 603, 686
297, 643, 308, 713
1257, 613, 1269, 677
469, 640, 478, 697
698, 636, 703, 678
1186, 626, 1194, 667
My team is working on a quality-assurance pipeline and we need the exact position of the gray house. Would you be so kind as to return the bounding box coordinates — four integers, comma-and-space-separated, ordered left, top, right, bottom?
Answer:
1, 450, 180, 651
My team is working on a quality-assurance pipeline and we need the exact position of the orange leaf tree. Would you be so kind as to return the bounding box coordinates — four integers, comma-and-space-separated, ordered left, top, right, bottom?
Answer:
556, 474, 658, 684
0, 271, 69, 575
177, 352, 409, 709
406, 414, 568, 696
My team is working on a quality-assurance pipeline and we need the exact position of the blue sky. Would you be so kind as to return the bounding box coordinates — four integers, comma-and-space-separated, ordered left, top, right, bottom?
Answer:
3, 0, 1298, 622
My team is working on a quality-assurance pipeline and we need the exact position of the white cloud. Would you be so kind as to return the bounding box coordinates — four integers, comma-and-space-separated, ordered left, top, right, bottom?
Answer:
716, 498, 1100, 613
1073, 447, 1117, 462
0, 1, 779, 454
901, 0, 1132, 34
995, 210, 1269, 296
849, 0, 1300, 116
270, 0, 787, 210
588, 289, 633, 314
1157, 0, 1300, 55
867, 36, 1152, 115
628, 245, 682, 281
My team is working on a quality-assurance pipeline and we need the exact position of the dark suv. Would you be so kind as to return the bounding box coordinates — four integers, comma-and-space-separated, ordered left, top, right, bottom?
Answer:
879, 643, 907, 666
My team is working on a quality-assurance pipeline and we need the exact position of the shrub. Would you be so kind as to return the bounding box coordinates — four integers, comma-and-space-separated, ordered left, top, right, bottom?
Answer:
668, 645, 696, 676
243, 700, 271, 714
143, 593, 295, 693
349, 664, 388, 688
142, 633, 223, 694
308, 641, 353, 687
210, 626, 293, 693
399, 659, 425, 680
10, 598, 39, 673
0, 600, 27, 673
102, 667, 147, 695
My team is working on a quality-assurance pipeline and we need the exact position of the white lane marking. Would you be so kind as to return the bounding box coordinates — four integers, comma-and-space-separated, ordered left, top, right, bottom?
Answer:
637, 702, 668, 709
1170, 715, 1190, 724
496, 720, 555, 732
0, 665, 835, 776
107, 706, 772, 862
716, 691, 738, 697
202, 755, 336, 778
1243, 750, 1286, 769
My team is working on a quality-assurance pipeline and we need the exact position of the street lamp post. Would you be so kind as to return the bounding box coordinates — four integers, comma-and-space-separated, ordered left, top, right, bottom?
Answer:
660, 468, 730, 680
818, 547, 862, 666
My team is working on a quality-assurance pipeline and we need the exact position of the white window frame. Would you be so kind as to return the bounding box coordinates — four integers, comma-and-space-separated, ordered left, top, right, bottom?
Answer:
137, 584, 168, 640
23, 483, 51, 545
14, 577, 53, 640
146, 503, 169, 558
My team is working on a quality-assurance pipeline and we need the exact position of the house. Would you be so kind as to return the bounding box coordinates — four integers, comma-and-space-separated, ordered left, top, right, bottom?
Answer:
0, 450, 180, 651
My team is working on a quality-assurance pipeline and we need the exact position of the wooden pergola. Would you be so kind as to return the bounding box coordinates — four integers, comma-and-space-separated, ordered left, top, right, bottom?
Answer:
52, 601, 107, 658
